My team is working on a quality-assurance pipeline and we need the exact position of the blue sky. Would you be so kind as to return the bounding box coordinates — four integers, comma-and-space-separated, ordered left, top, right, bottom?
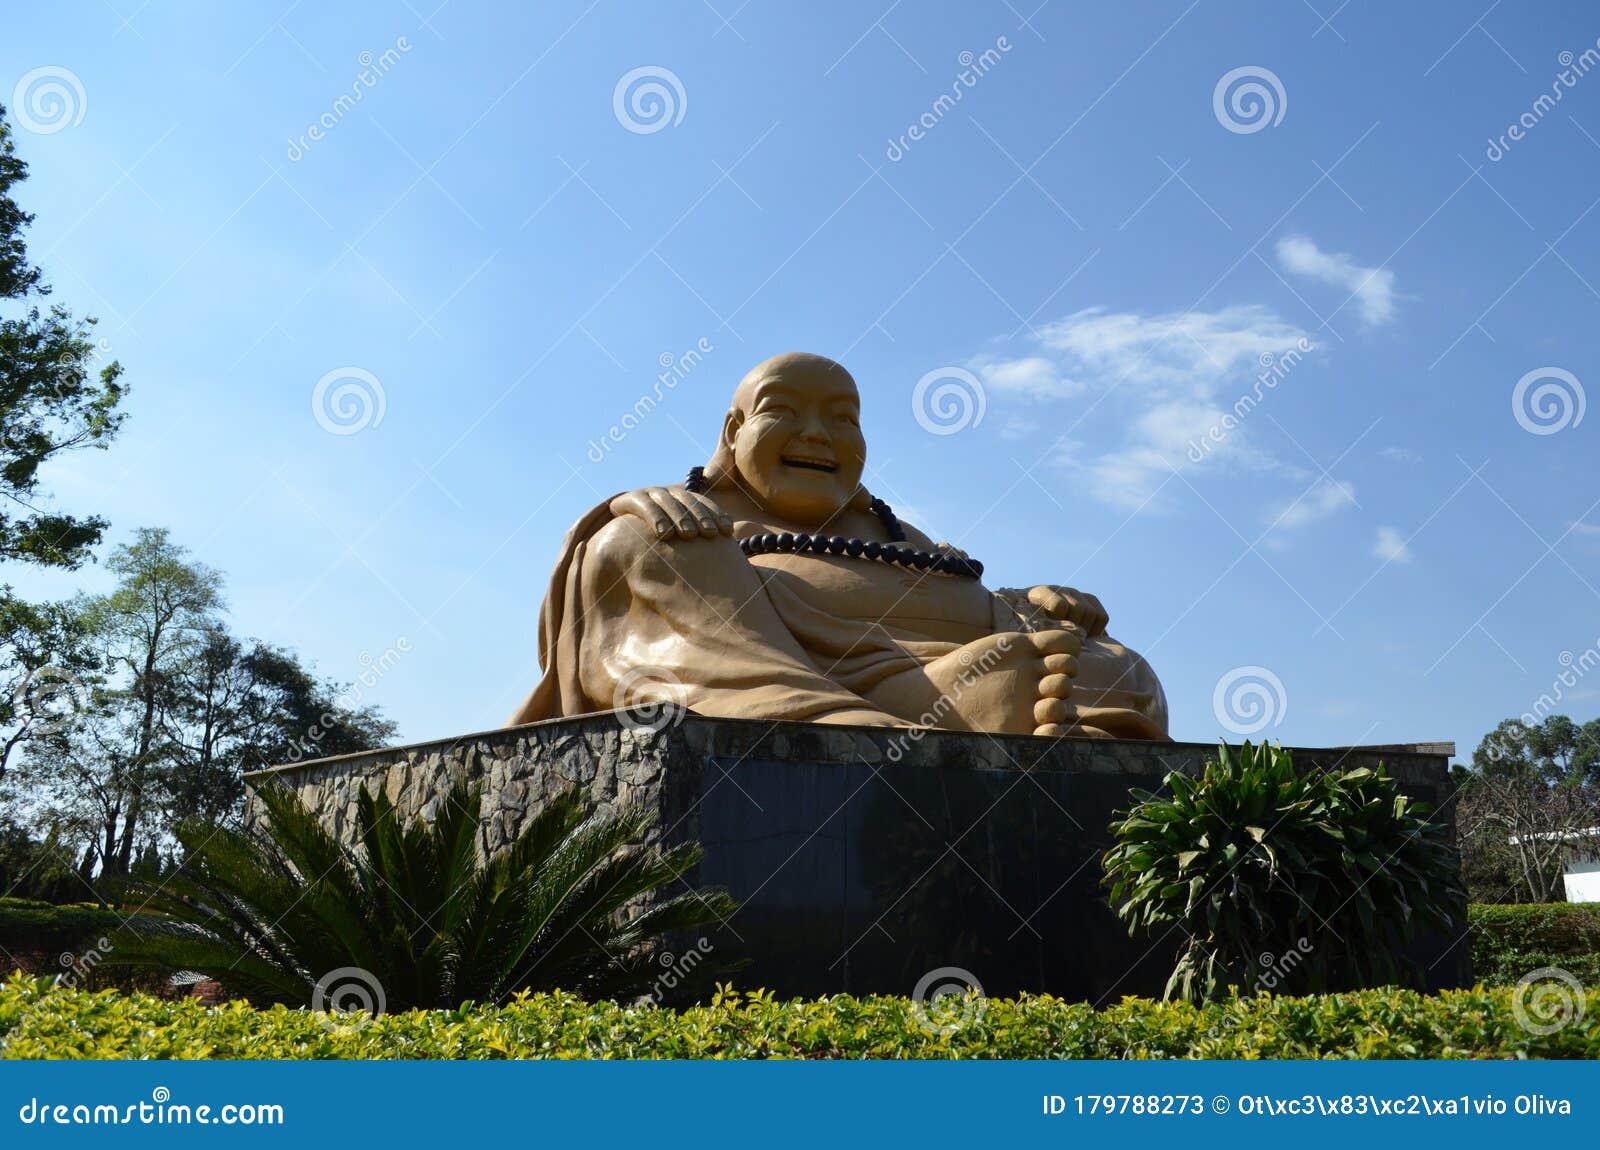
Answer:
3, 1, 1597, 759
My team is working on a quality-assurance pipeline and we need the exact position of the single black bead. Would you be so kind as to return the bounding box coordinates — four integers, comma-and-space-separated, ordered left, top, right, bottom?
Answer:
807, 535, 830, 553
863, 541, 882, 560
759, 533, 779, 551
777, 533, 795, 551
845, 538, 865, 557
824, 535, 846, 554
911, 551, 934, 570
739, 537, 756, 554
793, 533, 812, 551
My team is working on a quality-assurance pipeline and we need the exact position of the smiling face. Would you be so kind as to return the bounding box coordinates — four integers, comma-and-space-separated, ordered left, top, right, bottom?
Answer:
723, 353, 866, 526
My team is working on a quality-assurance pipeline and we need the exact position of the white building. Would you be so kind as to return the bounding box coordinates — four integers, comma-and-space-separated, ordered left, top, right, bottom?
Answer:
1508, 826, 1600, 902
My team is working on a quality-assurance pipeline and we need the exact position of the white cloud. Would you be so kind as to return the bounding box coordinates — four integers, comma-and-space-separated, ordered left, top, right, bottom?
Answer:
1031, 304, 1310, 392
1276, 234, 1397, 327
1380, 446, 1421, 463
972, 305, 1315, 509
1271, 478, 1357, 530
972, 354, 1079, 398
1569, 520, 1600, 537
1373, 525, 1413, 563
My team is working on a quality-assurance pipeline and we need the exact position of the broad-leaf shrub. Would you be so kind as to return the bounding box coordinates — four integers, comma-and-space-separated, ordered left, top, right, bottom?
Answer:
1103, 742, 1466, 1001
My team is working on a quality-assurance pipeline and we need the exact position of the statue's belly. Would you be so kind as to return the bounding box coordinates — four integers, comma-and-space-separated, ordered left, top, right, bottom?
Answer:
748, 552, 994, 644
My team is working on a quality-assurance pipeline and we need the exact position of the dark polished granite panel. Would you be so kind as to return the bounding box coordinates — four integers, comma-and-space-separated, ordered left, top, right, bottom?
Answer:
695, 753, 1463, 1002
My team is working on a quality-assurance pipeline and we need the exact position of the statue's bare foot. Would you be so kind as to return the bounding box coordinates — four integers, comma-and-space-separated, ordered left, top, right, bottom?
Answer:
864, 628, 1081, 735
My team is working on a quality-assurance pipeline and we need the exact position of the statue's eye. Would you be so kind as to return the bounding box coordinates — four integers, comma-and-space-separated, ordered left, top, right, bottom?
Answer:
761, 403, 797, 418
834, 410, 859, 426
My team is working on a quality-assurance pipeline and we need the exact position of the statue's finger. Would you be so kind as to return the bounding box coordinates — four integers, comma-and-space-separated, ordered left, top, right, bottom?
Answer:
1027, 585, 1071, 615
1038, 673, 1075, 698
610, 492, 675, 539
646, 489, 700, 539
1033, 722, 1071, 738
686, 492, 730, 537
1041, 653, 1078, 676
1034, 697, 1074, 725
1029, 627, 1083, 657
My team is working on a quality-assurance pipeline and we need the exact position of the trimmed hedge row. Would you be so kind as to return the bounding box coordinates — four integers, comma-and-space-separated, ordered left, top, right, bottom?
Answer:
1470, 903, 1600, 987
2, 976, 1596, 1059
0, 899, 122, 959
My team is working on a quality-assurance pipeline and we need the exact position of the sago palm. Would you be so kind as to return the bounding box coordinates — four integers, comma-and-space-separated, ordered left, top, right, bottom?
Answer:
108, 779, 737, 1009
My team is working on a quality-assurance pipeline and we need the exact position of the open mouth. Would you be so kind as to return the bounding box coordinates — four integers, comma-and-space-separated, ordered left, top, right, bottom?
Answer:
781, 457, 838, 474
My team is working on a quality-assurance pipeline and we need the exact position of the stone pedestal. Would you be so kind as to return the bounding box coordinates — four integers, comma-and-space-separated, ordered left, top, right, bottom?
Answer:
244, 715, 1470, 1002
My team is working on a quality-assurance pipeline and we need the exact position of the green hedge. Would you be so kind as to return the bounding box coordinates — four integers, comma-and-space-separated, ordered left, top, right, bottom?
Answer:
1470, 903, 1600, 986
2, 976, 1596, 1059
0, 898, 123, 959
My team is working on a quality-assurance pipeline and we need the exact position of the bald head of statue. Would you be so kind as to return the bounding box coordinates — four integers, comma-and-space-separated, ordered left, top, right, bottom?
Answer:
703, 352, 870, 527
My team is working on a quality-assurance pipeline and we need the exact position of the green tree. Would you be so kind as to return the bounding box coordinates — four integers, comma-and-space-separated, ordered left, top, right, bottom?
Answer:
1457, 716, 1600, 903
13, 529, 396, 883
0, 102, 128, 569
92, 528, 224, 875
0, 591, 100, 785
157, 630, 396, 829
1473, 714, 1600, 785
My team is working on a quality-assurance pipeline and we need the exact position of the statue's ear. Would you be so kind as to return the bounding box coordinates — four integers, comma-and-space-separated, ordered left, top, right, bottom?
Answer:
703, 410, 741, 490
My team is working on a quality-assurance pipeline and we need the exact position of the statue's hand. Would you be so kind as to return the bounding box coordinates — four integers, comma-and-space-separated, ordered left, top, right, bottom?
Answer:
1026, 585, 1109, 637
609, 486, 734, 540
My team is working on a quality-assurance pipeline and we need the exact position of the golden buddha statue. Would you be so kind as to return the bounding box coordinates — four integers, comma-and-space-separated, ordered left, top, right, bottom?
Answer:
511, 352, 1167, 740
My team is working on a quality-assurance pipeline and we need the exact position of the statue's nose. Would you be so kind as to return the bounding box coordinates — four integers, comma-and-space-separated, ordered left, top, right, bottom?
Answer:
795, 417, 830, 444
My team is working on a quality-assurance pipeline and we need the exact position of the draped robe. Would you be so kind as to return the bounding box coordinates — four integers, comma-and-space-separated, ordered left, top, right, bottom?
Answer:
509, 497, 1168, 740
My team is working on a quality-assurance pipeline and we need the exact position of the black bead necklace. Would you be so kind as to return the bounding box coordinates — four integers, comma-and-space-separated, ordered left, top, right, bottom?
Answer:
682, 466, 984, 580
